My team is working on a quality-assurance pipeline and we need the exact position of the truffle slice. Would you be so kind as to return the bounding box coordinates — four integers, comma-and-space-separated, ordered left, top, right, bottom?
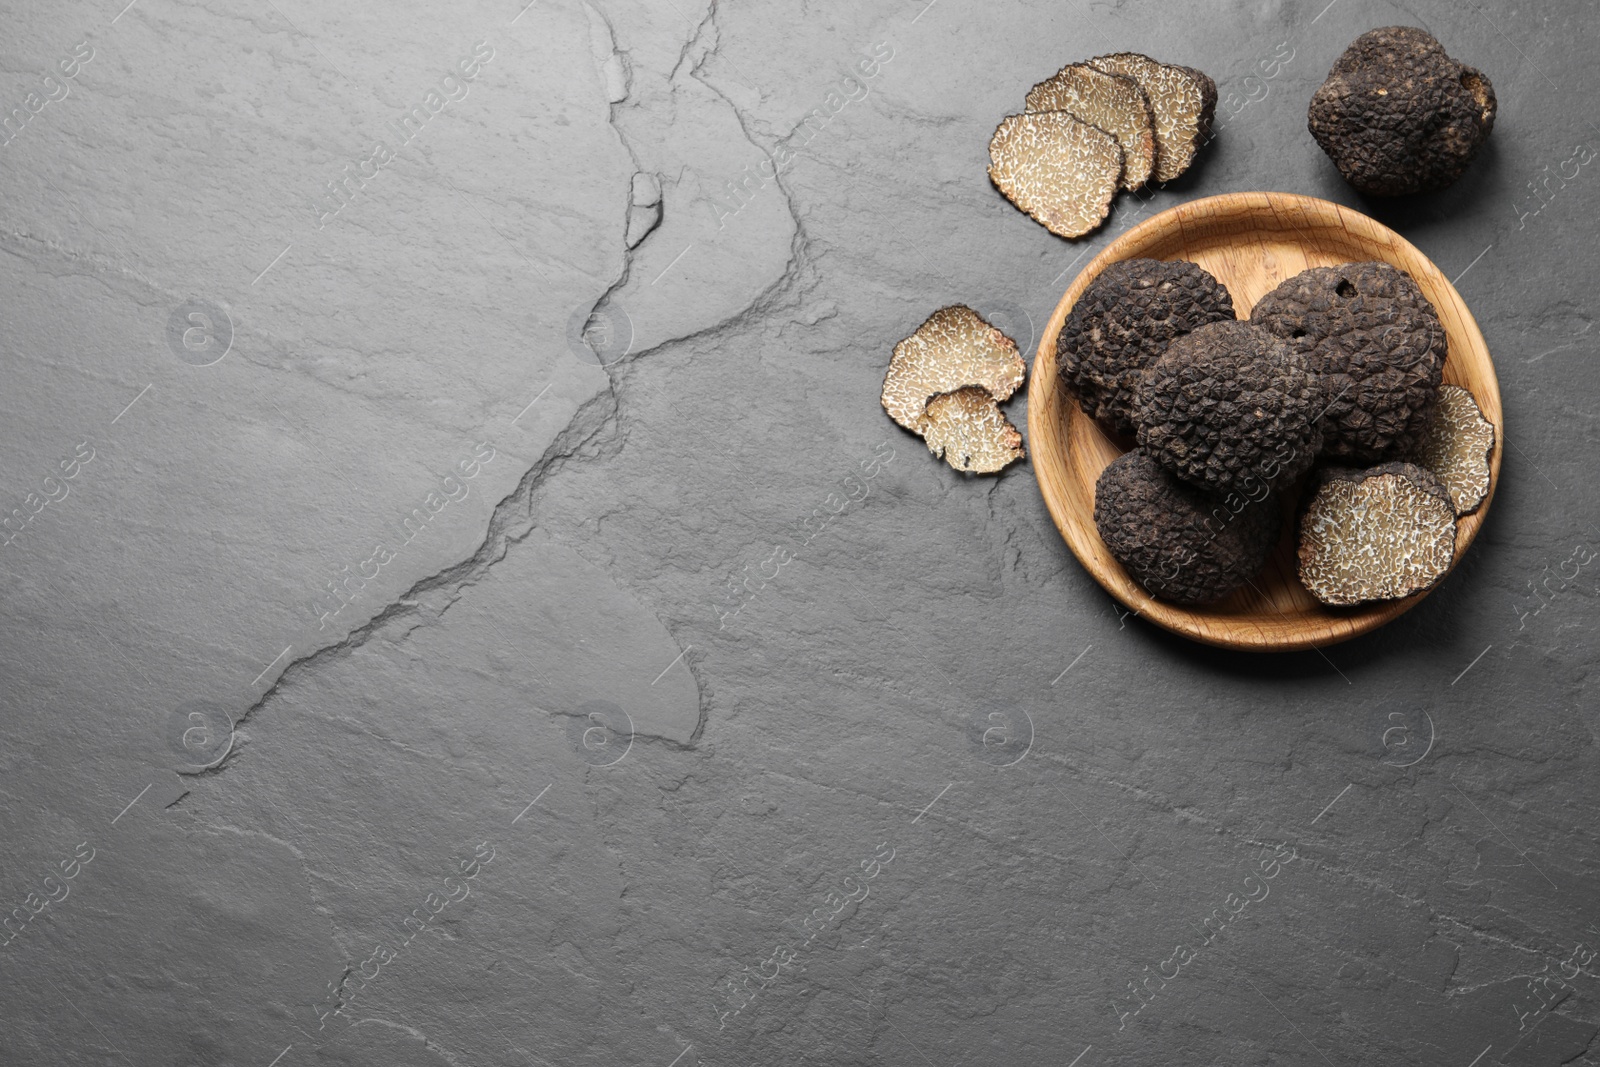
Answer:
1309, 26, 1496, 196
1058, 258, 1236, 437
881, 305, 1026, 433
921, 387, 1025, 474
1094, 450, 1279, 605
1025, 64, 1157, 191
1089, 53, 1216, 182
1298, 461, 1456, 605
988, 111, 1123, 239
1412, 383, 1494, 515
1136, 320, 1322, 493
1251, 261, 1446, 462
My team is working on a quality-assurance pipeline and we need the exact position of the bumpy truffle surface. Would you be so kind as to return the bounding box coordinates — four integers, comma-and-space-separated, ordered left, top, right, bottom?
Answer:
921, 387, 1025, 474
881, 305, 1026, 433
1136, 321, 1322, 493
1413, 383, 1494, 514
1026, 64, 1157, 191
988, 111, 1124, 238
1058, 258, 1236, 437
1251, 261, 1446, 462
1309, 26, 1496, 196
1298, 461, 1456, 605
1094, 450, 1279, 605
1089, 53, 1217, 182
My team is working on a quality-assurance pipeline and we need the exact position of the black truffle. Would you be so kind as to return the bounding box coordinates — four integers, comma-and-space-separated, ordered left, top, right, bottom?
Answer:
1058, 258, 1236, 437
1251, 261, 1446, 463
1135, 321, 1322, 494
1298, 461, 1457, 605
1089, 53, 1217, 183
1094, 450, 1279, 605
1309, 26, 1496, 196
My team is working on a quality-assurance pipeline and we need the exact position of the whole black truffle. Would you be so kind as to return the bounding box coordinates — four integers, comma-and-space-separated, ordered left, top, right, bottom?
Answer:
1094, 450, 1279, 605
1309, 26, 1496, 196
1135, 321, 1322, 494
1058, 258, 1235, 437
1251, 261, 1446, 463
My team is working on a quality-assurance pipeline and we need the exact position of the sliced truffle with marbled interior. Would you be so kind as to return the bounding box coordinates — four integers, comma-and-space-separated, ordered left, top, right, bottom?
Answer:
988, 111, 1124, 238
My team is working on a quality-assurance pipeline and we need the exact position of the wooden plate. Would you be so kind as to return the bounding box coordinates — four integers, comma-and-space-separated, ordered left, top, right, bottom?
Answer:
1028, 191, 1503, 652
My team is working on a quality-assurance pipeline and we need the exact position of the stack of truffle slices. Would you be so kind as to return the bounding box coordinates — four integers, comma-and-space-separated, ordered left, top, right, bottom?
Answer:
881, 305, 1028, 474
989, 55, 1217, 240
1063, 258, 1497, 607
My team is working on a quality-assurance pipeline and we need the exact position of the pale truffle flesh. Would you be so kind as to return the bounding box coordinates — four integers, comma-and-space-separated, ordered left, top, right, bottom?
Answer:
1413, 383, 1495, 515
988, 111, 1123, 239
1089, 53, 1216, 183
922, 387, 1025, 474
1025, 64, 1157, 191
1298, 462, 1456, 605
881, 305, 1026, 433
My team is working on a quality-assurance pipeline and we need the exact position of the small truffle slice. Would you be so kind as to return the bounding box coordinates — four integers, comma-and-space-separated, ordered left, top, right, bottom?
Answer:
881, 305, 1026, 433
1057, 258, 1236, 438
1094, 450, 1279, 605
1309, 26, 1496, 196
921, 387, 1025, 474
1413, 383, 1494, 515
1025, 64, 1157, 191
1136, 320, 1322, 493
988, 111, 1123, 239
1089, 53, 1216, 182
1251, 261, 1447, 462
1298, 461, 1457, 605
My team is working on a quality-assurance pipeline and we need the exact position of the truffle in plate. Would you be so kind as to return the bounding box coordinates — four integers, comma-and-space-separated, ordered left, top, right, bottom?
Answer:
1298, 461, 1457, 605
1058, 258, 1236, 438
1135, 320, 1322, 494
1094, 449, 1279, 605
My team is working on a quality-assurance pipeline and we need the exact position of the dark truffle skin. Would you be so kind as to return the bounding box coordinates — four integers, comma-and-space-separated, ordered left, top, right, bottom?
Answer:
1309, 26, 1496, 196
1136, 321, 1322, 494
1251, 261, 1446, 463
1094, 450, 1279, 605
1058, 258, 1236, 437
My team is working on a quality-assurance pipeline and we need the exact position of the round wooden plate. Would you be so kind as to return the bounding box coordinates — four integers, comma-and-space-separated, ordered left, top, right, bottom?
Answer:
1028, 191, 1503, 652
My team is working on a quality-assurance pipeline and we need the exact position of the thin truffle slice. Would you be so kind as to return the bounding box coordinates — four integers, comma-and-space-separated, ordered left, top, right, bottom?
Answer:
921, 387, 1025, 474
1025, 63, 1157, 191
1298, 461, 1456, 605
1310, 27, 1496, 196
1251, 261, 1447, 462
1413, 383, 1494, 515
1136, 321, 1323, 493
881, 305, 1026, 433
988, 111, 1123, 239
1094, 450, 1279, 605
1089, 53, 1216, 182
1057, 258, 1236, 437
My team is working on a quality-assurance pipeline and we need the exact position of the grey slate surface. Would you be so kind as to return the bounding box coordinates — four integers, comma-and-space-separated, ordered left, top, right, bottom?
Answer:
2, 0, 1598, 1063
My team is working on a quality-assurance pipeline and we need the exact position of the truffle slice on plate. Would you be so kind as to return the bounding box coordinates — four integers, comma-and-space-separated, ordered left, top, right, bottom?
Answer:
1025, 63, 1157, 191
880, 305, 1026, 433
922, 387, 1025, 474
1251, 261, 1446, 463
1088, 53, 1216, 182
1094, 450, 1279, 605
988, 111, 1123, 238
1135, 320, 1322, 493
1057, 258, 1236, 438
1298, 461, 1456, 606
1412, 383, 1495, 515
1309, 26, 1496, 196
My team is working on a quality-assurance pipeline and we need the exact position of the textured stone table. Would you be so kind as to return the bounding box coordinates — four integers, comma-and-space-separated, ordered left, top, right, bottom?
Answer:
2, 0, 1596, 1063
